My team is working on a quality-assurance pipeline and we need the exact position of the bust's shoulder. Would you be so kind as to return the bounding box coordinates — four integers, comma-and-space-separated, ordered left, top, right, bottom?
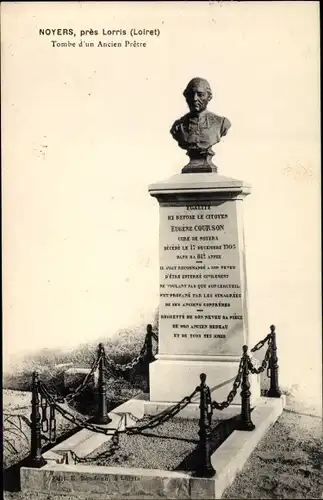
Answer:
206, 111, 225, 125
207, 112, 231, 135
170, 113, 190, 135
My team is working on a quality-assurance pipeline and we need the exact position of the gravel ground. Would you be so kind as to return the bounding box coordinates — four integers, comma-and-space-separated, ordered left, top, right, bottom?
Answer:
81, 416, 234, 472
85, 417, 201, 471
223, 410, 323, 499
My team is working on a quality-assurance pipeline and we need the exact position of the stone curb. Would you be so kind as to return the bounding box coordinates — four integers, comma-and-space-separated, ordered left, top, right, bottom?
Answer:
22, 396, 285, 499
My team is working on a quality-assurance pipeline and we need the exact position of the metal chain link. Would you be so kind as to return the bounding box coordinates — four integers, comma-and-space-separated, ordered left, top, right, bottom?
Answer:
68, 387, 195, 466
211, 357, 246, 410
104, 327, 158, 376
65, 353, 101, 403
250, 332, 272, 353
38, 381, 119, 436
126, 388, 199, 434
49, 404, 56, 443
103, 335, 148, 375
69, 418, 124, 464
39, 378, 199, 438
70, 432, 120, 464
248, 339, 272, 374
40, 394, 48, 432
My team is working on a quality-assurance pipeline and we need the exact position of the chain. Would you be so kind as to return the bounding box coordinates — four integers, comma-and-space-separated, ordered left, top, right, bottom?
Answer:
39, 381, 120, 436
70, 432, 120, 464
65, 353, 101, 403
248, 339, 272, 374
70, 416, 125, 464
39, 377, 199, 439
38, 378, 201, 468
104, 335, 148, 375
40, 394, 48, 433
49, 404, 56, 443
37, 378, 65, 404
211, 357, 246, 410
250, 333, 272, 353
126, 388, 199, 434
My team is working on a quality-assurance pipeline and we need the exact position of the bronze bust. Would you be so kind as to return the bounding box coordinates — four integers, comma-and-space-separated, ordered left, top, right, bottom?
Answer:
170, 77, 231, 173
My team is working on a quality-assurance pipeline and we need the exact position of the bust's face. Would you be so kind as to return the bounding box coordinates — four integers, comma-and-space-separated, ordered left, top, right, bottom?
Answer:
185, 82, 210, 114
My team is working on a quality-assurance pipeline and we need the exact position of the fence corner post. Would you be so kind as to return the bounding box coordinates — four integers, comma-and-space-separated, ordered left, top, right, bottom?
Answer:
27, 371, 47, 468
146, 324, 155, 364
267, 325, 282, 398
196, 373, 216, 478
146, 324, 155, 395
236, 346, 255, 431
94, 343, 111, 425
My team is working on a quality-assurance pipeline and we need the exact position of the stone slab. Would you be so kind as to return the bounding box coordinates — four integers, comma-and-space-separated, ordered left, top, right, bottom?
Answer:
55, 362, 74, 370
20, 396, 285, 499
51, 428, 94, 453
71, 413, 125, 459
64, 368, 98, 390
148, 173, 251, 196
21, 464, 192, 499
42, 450, 67, 464
149, 358, 260, 406
49, 398, 145, 459
157, 200, 249, 357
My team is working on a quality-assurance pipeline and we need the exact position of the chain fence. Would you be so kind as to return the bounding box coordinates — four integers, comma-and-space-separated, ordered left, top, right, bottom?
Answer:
39, 377, 198, 436
103, 339, 148, 376
65, 353, 102, 403
249, 337, 272, 376
54, 327, 157, 409
22, 324, 280, 474
209, 356, 246, 411
250, 333, 272, 353
35, 326, 274, 440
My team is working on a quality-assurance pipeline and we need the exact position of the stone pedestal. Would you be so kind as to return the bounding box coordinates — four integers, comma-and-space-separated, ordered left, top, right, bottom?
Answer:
148, 173, 260, 406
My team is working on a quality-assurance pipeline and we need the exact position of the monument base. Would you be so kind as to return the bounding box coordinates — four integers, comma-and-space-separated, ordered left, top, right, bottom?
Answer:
149, 356, 260, 407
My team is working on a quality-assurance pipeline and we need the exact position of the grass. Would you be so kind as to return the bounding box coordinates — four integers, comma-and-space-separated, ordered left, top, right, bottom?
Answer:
3, 322, 156, 393
3, 390, 80, 470
222, 409, 323, 499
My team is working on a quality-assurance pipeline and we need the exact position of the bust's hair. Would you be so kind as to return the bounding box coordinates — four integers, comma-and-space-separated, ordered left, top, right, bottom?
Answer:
183, 78, 213, 100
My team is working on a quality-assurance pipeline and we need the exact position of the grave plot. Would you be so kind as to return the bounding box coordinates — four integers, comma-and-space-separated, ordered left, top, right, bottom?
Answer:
70, 416, 237, 473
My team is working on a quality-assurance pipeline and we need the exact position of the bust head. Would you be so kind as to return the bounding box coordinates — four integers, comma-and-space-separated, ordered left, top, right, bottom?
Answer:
183, 77, 213, 114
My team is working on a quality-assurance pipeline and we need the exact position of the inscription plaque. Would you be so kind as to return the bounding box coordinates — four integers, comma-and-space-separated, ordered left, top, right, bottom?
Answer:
158, 201, 248, 356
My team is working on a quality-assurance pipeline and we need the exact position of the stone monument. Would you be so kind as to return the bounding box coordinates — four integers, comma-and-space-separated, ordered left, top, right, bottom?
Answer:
147, 78, 260, 408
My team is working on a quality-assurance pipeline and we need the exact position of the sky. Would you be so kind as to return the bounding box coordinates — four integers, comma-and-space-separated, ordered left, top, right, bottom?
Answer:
2, 1, 321, 406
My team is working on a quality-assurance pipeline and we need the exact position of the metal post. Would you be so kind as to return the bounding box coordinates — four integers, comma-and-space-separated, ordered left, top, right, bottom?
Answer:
27, 372, 46, 468
267, 325, 282, 398
196, 373, 216, 478
146, 324, 154, 364
236, 346, 255, 431
146, 324, 155, 394
94, 343, 111, 424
